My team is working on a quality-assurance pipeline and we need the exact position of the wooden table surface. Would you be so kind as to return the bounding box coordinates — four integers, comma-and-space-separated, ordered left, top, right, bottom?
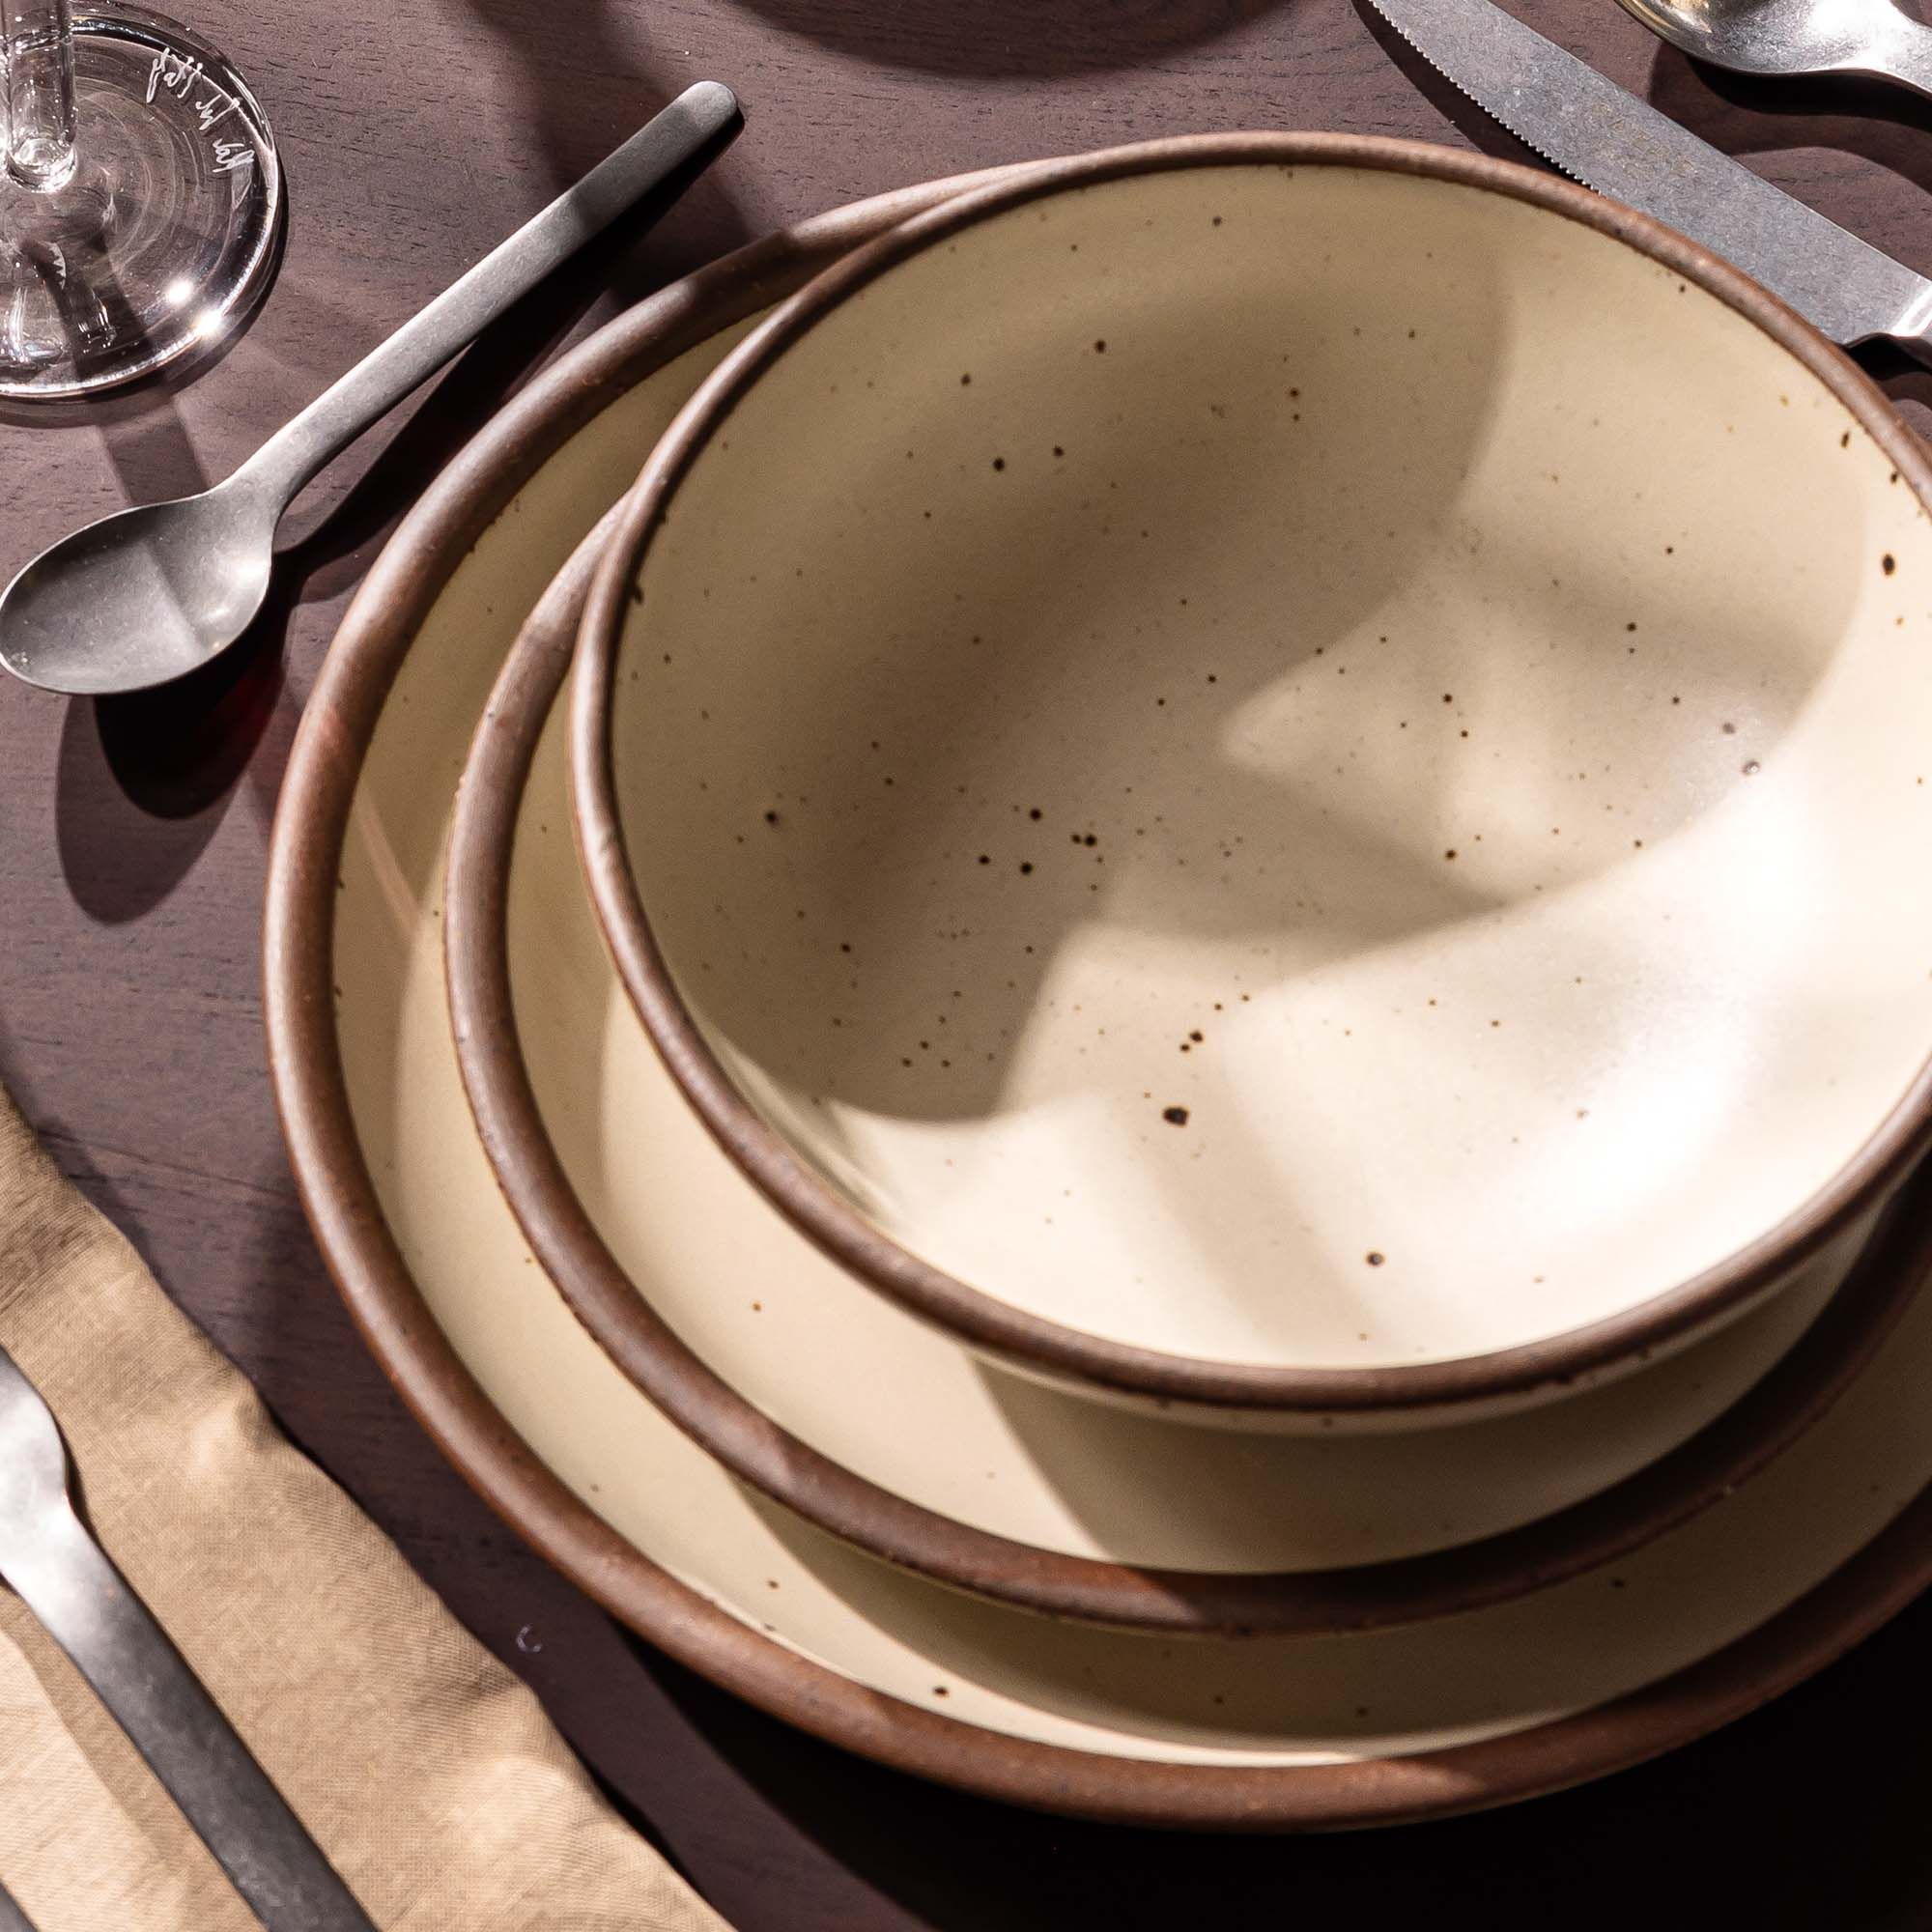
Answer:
6, 1, 1932, 1922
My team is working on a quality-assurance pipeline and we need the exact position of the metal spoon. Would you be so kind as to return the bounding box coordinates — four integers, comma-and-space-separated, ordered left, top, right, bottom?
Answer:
1616, 0, 1932, 99
0, 81, 738, 696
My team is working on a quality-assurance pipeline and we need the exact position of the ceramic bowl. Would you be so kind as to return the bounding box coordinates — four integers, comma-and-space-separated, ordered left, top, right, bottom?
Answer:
574, 133, 1932, 1423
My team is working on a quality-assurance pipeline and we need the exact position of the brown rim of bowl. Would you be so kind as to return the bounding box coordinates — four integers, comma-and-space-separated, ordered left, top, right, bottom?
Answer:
447, 484, 1930, 1640
264, 153, 1932, 1830
572, 130, 1932, 1418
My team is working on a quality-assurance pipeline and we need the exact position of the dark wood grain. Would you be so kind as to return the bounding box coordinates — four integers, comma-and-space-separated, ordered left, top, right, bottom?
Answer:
4, 2, 1930, 1923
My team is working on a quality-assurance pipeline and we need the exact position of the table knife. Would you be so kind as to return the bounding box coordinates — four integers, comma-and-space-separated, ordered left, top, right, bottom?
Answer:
0, 1343, 377, 1931
1366, 0, 1932, 364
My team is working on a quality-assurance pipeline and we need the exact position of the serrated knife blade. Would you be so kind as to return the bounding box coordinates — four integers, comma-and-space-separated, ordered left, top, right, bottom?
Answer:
1367, 0, 1932, 359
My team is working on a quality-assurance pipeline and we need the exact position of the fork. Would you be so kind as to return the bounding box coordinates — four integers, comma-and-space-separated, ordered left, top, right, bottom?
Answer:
0, 1343, 377, 1930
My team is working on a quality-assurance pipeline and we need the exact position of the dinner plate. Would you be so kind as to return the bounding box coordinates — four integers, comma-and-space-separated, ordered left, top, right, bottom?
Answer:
267, 160, 1932, 1829
441, 491, 1901, 1638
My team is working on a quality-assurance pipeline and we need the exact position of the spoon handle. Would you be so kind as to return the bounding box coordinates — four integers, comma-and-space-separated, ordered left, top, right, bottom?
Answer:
233, 82, 738, 507
1875, 20, 1932, 104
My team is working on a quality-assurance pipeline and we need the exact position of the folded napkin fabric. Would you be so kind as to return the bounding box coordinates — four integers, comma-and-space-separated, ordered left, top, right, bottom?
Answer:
0, 1082, 730, 1932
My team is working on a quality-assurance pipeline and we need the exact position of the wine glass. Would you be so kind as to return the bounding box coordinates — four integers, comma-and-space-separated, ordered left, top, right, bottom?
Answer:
0, 0, 280, 398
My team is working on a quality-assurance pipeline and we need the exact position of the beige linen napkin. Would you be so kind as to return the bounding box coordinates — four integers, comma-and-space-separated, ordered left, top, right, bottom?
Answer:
0, 1082, 731, 1932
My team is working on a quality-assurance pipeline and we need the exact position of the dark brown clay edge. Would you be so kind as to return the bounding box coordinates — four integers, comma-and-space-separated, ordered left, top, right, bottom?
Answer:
265, 156, 1932, 1830
447, 461, 1932, 1638
572, 129, 1932, 1416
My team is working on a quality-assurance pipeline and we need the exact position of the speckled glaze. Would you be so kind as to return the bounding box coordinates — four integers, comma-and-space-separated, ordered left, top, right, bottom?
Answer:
264, 173, 1932, 1826
445, 500, 1902, 1635
576, 135, 1932, 1421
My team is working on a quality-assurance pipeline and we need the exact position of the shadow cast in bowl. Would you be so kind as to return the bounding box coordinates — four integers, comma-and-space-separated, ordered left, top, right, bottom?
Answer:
619, 162, 1874, 1365
731, 1396, 1910, 1754
729, 1207, 1932, 1740
640, 221, 1520, 1122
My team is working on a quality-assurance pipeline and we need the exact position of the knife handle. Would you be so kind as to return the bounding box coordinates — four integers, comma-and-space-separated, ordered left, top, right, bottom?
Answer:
2, 1501, 377, 1932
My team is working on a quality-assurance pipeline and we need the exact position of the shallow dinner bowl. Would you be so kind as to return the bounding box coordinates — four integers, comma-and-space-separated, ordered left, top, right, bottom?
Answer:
574, 132, 1932, 1424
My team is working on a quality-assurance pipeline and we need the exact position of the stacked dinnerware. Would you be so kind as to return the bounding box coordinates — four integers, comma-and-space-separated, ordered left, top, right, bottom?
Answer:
268, 135, 1932, 1827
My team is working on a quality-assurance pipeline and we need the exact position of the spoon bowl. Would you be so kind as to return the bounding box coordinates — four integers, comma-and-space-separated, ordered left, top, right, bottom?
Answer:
1618, 0, 1929, 89
0, 483, 277, 695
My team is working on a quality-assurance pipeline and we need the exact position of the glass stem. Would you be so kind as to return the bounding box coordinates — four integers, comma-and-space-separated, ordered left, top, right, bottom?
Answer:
2, 0, 78, 191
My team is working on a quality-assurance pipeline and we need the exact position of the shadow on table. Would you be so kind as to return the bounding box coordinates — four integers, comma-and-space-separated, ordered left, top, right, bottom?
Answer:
1643, 43, 1932, 206
50, 126, 740, 924
457, 0, 753, 295
621, 1591, 1932, 1931
711, 0, 1290, 78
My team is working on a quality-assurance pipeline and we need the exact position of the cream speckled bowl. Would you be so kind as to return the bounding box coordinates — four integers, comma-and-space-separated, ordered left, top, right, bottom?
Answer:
574, 134, 1932, 1424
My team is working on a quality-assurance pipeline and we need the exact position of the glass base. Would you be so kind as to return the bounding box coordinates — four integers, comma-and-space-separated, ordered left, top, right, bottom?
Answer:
0, 6, 281, 399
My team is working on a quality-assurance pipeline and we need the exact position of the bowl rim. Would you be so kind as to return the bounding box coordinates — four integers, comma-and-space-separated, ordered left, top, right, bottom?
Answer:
264, 146, 1932, 1827
449, 467, 1920, 1638
570, 128, 1932, 1416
